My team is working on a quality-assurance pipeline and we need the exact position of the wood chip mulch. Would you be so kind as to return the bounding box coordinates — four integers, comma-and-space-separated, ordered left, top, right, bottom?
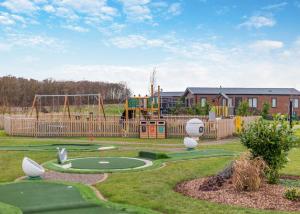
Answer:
41, 171, 105, 185
175, 177, 300, 212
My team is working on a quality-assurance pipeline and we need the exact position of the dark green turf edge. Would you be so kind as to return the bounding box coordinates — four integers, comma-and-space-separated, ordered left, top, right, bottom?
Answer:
0, 181, 160, 214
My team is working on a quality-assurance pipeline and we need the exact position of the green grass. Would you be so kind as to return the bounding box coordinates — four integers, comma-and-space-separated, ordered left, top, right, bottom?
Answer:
0, 202, 21, 214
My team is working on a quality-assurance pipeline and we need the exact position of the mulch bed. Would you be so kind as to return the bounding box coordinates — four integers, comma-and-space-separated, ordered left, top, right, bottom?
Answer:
41, 171, 105, 185
175, 176, 300, 212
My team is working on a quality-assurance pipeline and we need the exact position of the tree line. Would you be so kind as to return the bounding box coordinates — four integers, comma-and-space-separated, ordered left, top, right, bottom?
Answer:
0, 76, 131, 107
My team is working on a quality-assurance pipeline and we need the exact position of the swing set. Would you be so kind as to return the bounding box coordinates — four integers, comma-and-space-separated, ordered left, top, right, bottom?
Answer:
29, 94, 106, 120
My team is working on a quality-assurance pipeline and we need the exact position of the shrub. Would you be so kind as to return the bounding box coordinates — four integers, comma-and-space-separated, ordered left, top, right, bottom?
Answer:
261, 102, 270, 119
232, 153, 267, 191
138, 151, 169, 160
240, 114, 296, 184
284, 188, 300, 201
237, 101, 250, 116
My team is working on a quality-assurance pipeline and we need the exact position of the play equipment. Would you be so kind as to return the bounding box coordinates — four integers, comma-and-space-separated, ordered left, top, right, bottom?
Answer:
22, 157, 45, 178
57, 147, 68, 164
184, 118, 205, 150
29, 94, 106, 120
124, 85, 161, 121
46, 157, 153, 173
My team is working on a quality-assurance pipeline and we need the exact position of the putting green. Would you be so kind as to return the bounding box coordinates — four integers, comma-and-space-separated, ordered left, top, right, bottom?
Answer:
0, 143, 115, 151
0, 182, 128, 214
46, 157, 153, 173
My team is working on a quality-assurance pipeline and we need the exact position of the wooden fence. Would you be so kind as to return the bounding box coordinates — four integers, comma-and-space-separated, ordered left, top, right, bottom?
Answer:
4, 115, 260, 139
0, 115, 4, 130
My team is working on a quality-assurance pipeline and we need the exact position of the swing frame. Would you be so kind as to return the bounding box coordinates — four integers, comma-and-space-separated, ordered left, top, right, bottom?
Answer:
29, 94, 106, 120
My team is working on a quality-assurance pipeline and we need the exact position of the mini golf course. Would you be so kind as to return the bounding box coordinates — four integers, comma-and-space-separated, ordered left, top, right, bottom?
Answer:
0, 143, 115, 151
0, 181, 134, 214
46, 157, 153, 173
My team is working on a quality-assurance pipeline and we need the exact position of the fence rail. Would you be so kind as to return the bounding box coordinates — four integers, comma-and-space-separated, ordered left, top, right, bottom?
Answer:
3, 115, 260, 139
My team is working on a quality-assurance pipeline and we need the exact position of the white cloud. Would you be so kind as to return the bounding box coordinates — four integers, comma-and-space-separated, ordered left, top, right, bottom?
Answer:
262, 2, 288, 10
6, 34, 64, 50
0, 12, 26, 25
250, 40, 284, 51
43, 4, 55, 13
62, 24, 89, 32
167, 3, 182, 16
119, 0, 152, 22
109, 34, 165, 48
239, 15, 276, 29
1, 0, 38, 13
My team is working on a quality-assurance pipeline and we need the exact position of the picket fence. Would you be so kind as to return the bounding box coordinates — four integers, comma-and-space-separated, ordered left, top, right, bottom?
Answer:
3, 115, 260, 139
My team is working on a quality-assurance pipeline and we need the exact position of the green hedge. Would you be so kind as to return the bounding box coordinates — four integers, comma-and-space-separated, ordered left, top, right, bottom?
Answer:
138, 151, 169, 160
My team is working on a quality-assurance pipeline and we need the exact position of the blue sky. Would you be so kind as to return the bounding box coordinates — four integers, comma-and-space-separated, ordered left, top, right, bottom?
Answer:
0, 0, 300, 94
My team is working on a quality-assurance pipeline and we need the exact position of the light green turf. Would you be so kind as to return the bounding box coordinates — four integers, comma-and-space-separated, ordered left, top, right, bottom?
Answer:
0, 202, 22, 214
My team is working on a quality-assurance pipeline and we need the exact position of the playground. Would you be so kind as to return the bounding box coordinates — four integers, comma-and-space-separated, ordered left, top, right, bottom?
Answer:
0, 90, 299, 214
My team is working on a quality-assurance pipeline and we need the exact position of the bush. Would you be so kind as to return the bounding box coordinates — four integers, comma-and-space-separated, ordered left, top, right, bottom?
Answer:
232, 153, 267, 191
240, 115, 296, 184
261, 102, 270, 119
284, 188, 300, 201
138, 151, 169, 160
237, 101, 250, 116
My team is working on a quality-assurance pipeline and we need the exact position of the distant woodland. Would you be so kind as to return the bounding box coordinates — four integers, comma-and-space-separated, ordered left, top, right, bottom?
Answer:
0, 76, 131, 107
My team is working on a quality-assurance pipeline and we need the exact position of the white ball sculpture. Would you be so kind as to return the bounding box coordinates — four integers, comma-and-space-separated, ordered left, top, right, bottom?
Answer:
22, 157, 45, 178
185, 118, 205, 138
184, 137, 198, 149
184, 118, 205, 150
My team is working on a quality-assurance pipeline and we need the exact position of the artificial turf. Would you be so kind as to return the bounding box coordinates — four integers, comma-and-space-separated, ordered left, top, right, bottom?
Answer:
0, 182, 128, 214
167, 149, 237, 160
70, 157, 146, 170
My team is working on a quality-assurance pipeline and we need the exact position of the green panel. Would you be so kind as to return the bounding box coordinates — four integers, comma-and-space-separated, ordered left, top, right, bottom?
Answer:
128, 98, 139, 108
147, 97, 158, 108
158, 126, 165, 133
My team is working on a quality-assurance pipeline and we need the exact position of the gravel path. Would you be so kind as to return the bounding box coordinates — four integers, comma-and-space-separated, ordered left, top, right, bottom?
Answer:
41, 171, 106, 185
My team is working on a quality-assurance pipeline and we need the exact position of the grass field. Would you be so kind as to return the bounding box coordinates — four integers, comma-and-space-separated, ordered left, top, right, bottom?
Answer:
0, 129, 300, 213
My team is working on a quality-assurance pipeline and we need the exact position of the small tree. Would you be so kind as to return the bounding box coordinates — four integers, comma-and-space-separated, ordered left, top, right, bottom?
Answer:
237, 101, 250, 116
240, 115, 296, 184
261, 102, 270, 119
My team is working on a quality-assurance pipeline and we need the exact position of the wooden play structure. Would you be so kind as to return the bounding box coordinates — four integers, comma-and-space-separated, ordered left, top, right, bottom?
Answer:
123, 85, 161, 121
29, 94, 106, 120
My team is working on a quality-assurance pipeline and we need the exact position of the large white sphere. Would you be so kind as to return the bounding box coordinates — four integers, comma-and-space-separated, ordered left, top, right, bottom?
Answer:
186, 118, 205, 137
22, 157, 45, 177
184, 137, 198, 149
